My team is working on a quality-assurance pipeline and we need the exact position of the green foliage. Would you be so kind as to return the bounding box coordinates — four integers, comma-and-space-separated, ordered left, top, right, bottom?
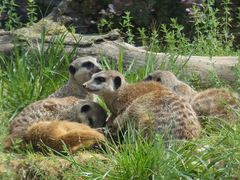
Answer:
27, 0, 38, 26
120, 11, 135, 44
4, 0, 22, 30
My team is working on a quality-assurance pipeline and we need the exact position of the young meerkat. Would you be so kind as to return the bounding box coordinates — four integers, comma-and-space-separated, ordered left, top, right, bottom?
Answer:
4, 96, 107, 149
25, 120, 105, 153
145, 70, 239, 120
49, 56, 101, 100
83, 70, 201, 140
144, 70, 197, 102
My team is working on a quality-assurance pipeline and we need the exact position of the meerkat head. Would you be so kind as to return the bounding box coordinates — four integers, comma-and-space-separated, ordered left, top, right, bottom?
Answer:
83, 70, 126, 96
74, 101, 108, 128
144, 70, 179, 88
68, 56, 102, 84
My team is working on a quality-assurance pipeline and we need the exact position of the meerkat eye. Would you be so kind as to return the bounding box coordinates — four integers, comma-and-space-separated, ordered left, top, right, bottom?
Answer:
81, 104, 91, 113
95, 77, 106, 84
156, 77, 161, 82
81, 62, 94, 69
69, 65, 76, 75
145, 75, 152, 81
88, 117, 94, 127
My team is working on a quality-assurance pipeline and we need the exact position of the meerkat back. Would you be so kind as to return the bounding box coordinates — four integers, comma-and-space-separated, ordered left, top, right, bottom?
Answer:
25, 120, 105, 153
110, 85, 201, 140
190, 88, 239, 120
144, 70, 197, 102
49, 56, 101, 100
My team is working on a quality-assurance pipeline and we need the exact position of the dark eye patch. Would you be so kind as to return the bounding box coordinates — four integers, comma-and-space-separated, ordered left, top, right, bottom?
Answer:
81, 104, 91, 113
81, 62, 94, 69
69, 65, 76, 75
88, 117, 94, 127
94, 76, 106, 84
145, 75, 152, 81
156, 77, 161, 82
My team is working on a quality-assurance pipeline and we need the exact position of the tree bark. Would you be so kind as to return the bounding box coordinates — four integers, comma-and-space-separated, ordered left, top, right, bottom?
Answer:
0, 24, 239, 85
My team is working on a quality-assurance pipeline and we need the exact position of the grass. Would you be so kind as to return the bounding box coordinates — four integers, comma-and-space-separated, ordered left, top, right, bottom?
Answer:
0, 35, 240, 179
1, 0, 240, 179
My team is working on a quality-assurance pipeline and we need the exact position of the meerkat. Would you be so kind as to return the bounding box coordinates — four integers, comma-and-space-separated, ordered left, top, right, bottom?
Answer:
25, 120, 105, 153
4, 96, 107, 149
144, 70, 197, 102
190, 88, 239, 120
145, 70, 239, 121
49, 56, 101, 100
83, 70, 201, 140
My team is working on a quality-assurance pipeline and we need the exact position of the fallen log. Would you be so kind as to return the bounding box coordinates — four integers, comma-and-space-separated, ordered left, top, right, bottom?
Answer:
0, 20, 239, 85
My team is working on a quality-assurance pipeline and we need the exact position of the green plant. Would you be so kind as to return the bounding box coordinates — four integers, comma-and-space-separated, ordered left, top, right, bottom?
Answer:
137, 27, 147, 47
98, 16, 113, 34
120, 11, 135, 44
27, 0, 38, 26
5, 0, 22, 30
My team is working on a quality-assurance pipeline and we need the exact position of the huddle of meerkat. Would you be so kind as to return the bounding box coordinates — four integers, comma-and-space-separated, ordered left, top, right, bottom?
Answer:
83, 70, 201, 140
4, 56, 108, 152
49, 56, 101, 100
25, 120, 105, 153
145, 70, 239, 120
4, 96, 107, 150
144, 70, 197, 102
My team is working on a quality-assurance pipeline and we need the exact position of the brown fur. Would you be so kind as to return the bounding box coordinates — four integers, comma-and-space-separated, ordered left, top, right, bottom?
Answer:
190, 88, 239, 120
144, 70, 197, 102
25, 121, 105, 153
4, 97, 107, 150
84, 70, 201, 140
145, 70, 239, 121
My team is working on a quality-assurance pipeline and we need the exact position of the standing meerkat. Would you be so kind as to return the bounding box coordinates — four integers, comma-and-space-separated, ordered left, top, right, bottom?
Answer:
144, 70, 197, 102
25, 120, 105, 153
4, 96, 107, 149
49, 56, 101, 100
145, 70, 239, 121
83, 70, 201, 140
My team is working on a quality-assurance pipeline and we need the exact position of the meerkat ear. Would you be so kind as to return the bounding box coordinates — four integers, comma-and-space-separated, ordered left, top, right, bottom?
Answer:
114, 76, 122, 90
69, 65, 76, 75
81, 104, 91, 113
144, 75, 152, 81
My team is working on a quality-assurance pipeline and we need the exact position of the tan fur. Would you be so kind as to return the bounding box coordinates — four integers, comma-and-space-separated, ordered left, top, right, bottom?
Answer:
4, 97, 107, 150
146, 71, 239, 121
25, 121, 105, 153
84, 70, 201, 140
190, 88, 239, 120
144, 70, 197, 102
49, 56, 101, 100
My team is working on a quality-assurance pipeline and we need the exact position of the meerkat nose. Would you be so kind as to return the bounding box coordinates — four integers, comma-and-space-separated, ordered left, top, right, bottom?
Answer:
82, 83, 87, 88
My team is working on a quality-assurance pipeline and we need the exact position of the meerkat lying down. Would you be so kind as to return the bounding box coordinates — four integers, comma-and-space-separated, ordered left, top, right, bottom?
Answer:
4, 96, 107, 150
145, 70, 239, 120
191, 88, 239, 120
49, 56, 101, 100
83, 70, 201, 140
25, 120, 105, 153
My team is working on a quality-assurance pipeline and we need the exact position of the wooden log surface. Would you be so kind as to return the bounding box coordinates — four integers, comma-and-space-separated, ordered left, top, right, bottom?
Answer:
0, 25, 239, 85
